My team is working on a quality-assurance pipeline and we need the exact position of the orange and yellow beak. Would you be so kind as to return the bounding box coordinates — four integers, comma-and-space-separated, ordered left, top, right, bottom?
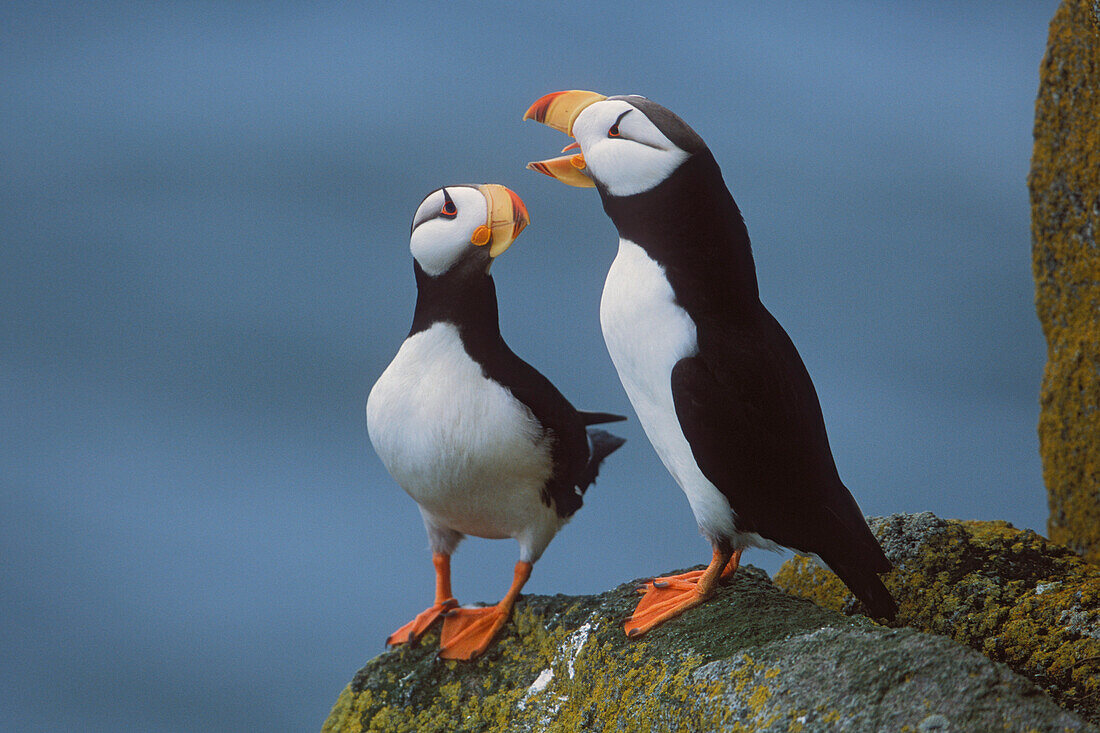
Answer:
523, 90, 606, 188
475, 184, 530, 258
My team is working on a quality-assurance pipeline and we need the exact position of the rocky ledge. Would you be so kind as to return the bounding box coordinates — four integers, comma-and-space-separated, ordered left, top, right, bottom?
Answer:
323, 514, 1096, 732
775, 512, 1100, 726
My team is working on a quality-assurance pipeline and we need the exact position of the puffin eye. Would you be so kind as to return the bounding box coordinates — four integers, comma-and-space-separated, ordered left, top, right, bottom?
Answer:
441, 200, 457, 217
608, 109, 631, 139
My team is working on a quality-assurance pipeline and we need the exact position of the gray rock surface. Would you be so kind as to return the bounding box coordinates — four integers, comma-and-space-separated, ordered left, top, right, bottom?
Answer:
323, 556, 1095, 732
774, 513, 1100, 724
696, 626, 1086, 732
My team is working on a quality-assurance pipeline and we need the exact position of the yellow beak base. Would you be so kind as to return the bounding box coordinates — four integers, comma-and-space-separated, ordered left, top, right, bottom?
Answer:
477, 184, 530, 258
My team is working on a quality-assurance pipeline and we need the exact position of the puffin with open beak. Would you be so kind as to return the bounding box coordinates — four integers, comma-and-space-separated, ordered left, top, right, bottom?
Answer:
366, 183, 626, 660
523, 91, 897, 637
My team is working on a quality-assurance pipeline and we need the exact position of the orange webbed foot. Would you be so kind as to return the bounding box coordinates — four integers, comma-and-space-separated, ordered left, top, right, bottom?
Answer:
625, 577, 709, 637
386, 598, 458, 646
387, 552, 458, 646
438, 605, 510, 660
625, 549, 741, 638
437, 560, 532, 661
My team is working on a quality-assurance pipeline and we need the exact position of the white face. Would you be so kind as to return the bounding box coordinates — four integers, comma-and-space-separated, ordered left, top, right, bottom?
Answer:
572, 99, 690, 197
409, 186, 487, 276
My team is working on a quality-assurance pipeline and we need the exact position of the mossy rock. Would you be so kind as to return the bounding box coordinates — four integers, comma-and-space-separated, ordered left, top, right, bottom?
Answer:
774, 513, 1100, 725
1030, 0, 1100, 562
324, 554, 1092, 731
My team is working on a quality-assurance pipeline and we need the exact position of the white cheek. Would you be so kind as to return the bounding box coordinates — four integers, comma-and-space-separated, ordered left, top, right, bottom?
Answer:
410, 221, 467, 276
585, 140, 688, 197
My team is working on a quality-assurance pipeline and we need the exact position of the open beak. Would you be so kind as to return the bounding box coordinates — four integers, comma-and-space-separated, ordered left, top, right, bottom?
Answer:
523, 90, 606, 188
477, 184, 530, 258
526, 154, 595, 188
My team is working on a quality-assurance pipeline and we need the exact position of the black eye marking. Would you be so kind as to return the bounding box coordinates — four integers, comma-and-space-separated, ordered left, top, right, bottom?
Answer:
411, 188, 458, 233
608, 109, 632, 138
440, 188, 457, 218
609, 107, 667, 151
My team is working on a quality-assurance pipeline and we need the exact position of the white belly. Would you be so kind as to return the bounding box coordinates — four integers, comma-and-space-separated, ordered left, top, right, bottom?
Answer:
366, 323, 557, 549
599, 239, 739, 543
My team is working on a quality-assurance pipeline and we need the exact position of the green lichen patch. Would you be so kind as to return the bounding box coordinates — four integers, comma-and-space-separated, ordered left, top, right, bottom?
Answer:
774, 513, 1100, 724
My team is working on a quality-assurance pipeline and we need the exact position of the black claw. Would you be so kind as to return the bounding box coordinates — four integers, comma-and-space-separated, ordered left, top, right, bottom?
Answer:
627, 627, 641, 637
652, 580, 669, 589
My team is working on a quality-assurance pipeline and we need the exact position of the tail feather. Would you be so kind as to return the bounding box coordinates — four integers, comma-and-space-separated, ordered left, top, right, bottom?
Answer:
578, 410, 628, 426
829, 560, 898, 620
578, 428, 626, 491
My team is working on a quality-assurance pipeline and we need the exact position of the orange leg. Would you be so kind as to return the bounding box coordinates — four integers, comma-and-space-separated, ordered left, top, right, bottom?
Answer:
625, 548, 743, 637
438, 560, 532, 661
386, 553, 458, 646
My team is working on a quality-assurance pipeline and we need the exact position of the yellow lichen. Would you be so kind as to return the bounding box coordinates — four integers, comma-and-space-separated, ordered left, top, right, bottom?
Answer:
772, 556, 848, 615
321, 604, 744, 732
1030, 0, 1100, 563
747, 683, 771, 713
322, 686, 372, 733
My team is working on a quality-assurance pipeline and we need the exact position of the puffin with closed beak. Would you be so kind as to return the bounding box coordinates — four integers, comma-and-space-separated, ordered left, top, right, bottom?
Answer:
523, 91, 897, 636
366, 183, 626, 659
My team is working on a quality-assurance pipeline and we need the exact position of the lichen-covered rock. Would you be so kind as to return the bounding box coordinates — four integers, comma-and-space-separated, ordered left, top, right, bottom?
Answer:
696, 626, 1088, 733
1030, 0, 1100, 562
774, 513, 1100, 725
324, 560, 1093, 732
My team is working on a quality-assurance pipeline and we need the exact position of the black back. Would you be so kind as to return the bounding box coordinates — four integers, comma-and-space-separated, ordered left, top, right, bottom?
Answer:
410, 261, 622, 519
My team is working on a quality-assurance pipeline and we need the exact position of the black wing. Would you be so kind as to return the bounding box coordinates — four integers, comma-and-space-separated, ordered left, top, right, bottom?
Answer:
671, 306, 894, 615
482, 343, 620, 519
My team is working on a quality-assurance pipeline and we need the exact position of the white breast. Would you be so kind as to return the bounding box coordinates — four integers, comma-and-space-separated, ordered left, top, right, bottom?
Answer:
366, 323, 559, 557
599, 239, 739, 544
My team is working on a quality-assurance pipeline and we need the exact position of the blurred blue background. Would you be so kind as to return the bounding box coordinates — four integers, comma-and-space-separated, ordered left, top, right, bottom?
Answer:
2, 2, 1057, 730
